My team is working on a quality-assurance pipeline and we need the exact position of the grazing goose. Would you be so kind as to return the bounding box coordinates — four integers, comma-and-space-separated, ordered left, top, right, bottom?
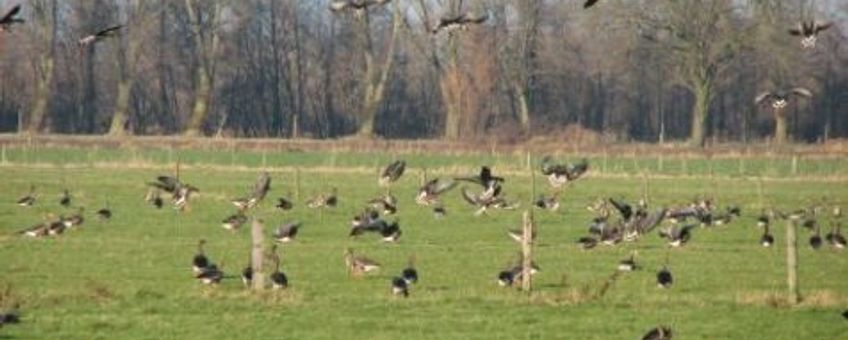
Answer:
269, 245, 288, 289
659, 223, 696, 247
344, 248, 381, 276
275, 196, 294, 211
825, 222, 845, 249
497, 268, 517, 287
307, 188, 337, 208
456, 166, 504, 190
656, 266, 673, 288
192, 240, 210, 274
221, 212, 248, 231
541, 157, 589, 188
19, 221, 49, 238
497, 254, 539, 287
379, 160, 406, 187
618, 252, 638, 272
431, 12, 489, 34
416, 178, 457, 206
78, 25, 123, 47
96, 202, 112, 221
0, 4, 23, 32
391, 277, 409, 297
810, 223, 823, 250
789, 20, 832, 48
61, 208, 85, 228
145, 189, 164, 209
755, 88, 812, 109
59, 189, 72, 207
16, 185, 36, 207
195, 264, 223, 285
401, 255, 418, 284
760, 223, 775, 247
368, 193, 398, 215
47, 219, 65, 236
534, 193, 560, 211
642, 326, 673, 340
272, 221, 301, 243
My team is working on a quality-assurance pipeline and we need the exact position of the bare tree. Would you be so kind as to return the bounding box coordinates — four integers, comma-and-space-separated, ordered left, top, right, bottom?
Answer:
25, 0, 58, 134
183, 0, 224, 136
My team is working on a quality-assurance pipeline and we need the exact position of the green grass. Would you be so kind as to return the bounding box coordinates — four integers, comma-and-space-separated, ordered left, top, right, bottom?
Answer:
0, 151, 847, 339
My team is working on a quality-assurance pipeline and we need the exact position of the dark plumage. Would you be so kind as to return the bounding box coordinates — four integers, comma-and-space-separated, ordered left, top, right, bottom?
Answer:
401, 255, 418, 285
380, 160, 406, 187
192, 239, 210, 274
330, 0, 391, 14
642, 326, 673, 340
657, 266, 673, 288
810, 224, 823, 250
416, 178, 457, 205
270, 246, 288, 289
276, 197, 294, 211
659, 224, 696, 247
761, 224, 774, 247
221, 212, 248, 231
307, 188, 337, 208
391, 277, 409, 297
825, 223, 845, 249
272, 221, 301, 243
755, 88, 812, 109
432, 12, 489, 34
195, 264, 223, 285
0, 5, 24, 31
16, 185, 36, 207
78, 25, 123, 47
541, 157, 589, 187
788, 20, 832, 48
96, 207, 112, 221
60, 189, 72, 207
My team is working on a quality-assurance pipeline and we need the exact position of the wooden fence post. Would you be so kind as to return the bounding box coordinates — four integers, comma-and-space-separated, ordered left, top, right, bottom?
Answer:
521, 210, 534, 292
786, 218, 799, 305
251, 218, 266, 290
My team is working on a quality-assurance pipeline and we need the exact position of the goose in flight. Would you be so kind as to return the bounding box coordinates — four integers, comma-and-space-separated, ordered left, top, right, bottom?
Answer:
78, 25, 123, 47
416, 178, 457, 206
541, 157, 589, 188
379, 160, 406, 187
789, 20, 832, 48
0, 5, 23, 32
755, 87, 812, 109
431, 12, 488, 34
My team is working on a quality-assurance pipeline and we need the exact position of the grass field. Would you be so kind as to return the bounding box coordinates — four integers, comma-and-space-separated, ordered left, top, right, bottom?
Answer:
1, 147, 847, 339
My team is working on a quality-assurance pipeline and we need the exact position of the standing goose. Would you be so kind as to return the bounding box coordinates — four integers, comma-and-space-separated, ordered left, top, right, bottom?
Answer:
391, 277, 409, 297
78, 25, 123, 47
272, 221, 302, 243
810, 223, 823, 250
59, 189, 72, 207
401, 255, 418, 284
642, 326, 673, 340
379, 160, 406, 187
541, 157, 589, 188
343, 248, 381, 276
0, 4, 23, 32
192, 240, 210, 274
275, 196, 294, 211
789, 20, 832, 48
16, 185, 36, 207
307, 188, 338, 208
221, 212, 248, 231
416, 178, 457, 206
269, 245, 288, 289
657, 266, 673, 288
825, 222, 845, 249
431, 12, 489, 34
760, 223, 775, 247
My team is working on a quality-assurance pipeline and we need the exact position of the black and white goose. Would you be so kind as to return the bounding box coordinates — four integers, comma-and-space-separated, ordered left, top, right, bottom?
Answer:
431, 12, 489, 34
275, 196, 294, 211
192, 239, 210, 274
148, 175, 198, 211
618, 252, 639, 272
241, 253, 253, 288
789, 20, 832, 48
416, 178, 457, 206
78, 25, 123, 47
0, 4, 23, 32
755, 88, 812, 110
59, 189, 72, 207
269, 245, 288, 289
272, 221, 301, 243
401, 255, 418, 285
196, 264, 224, 285
825, 222, 845, 249
541, 157, 589, 188
379, 160, 406, 187
16, 185, 36, 207
344, 248, 381, 276
47, 218, 65, 236
19, 221, 49, 238
497, 254, 539, 287
221, 211, 247, 231
642, 326, 673, 340
307, 188, 337, 208
145, 189, 164, 209
379, 220, 402, 242
810, 223, 823, 250
391, 277, 409, 297
656, 266, 673, 289
659, 223, 696, 247
61, 207, 85, 228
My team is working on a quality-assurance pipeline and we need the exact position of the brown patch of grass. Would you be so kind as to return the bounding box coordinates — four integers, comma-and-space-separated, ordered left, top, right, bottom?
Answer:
85, 280, 116, 303
736, 290, 846, 308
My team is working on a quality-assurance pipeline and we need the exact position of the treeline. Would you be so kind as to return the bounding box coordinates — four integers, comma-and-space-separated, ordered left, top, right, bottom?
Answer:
0, 0, 846, 145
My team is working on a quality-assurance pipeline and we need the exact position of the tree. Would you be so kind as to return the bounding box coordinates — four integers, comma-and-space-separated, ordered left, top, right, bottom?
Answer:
183, 0, 224, 136
109, 1, 152, 135
25, 0, 58, 134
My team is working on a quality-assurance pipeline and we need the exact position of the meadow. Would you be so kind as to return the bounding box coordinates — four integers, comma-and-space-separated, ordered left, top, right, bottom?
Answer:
0, 144, 846, 339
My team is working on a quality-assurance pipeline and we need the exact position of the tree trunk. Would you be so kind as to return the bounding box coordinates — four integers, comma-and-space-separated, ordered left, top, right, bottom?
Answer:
29, 56, 53, 134
688, 83, 711, 147
773, 108, 788, 144
185, 69, 211, 136
356, 4, 400, 137
513, 82, 531, 134
109, 80, 133, 135
441, 68, 462, 140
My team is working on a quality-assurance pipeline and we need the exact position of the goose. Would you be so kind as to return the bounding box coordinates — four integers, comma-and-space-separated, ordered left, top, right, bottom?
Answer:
810, 223, 823, 250
789, 20, 832, 48
0, 4, 23, 32
47, 219, 65, 236
825, 222, 845, 249
460, 186, 518, 216
195, 264, 223, 285
96, 202, 112, 221
433, 205, 447, 218
78, 25, 123, 47
618, 252, 638, 272
330, 0, 390, 14
275, 196, 294, 211
351, 208, 380, 229
0, 305, 20, 327
659, 223, 696, 247
577, 236, 599, 250
534, 193, 560, 211
642, 326, 673, 340
497, 255, 539, 286
507, 228, 536, 243
656, 266, 673, 288
148, 175, 198, 211
368, 193, 398, 215
252, 172, 271, 202
712, 206, 741, 226
379, 160, 406, 187
192, 239, 210, 274
344, 248, 381, 276
379, 220, 402, 242
307, 188, 337, 208
391, 277, 409, 297
401, 255, 418, 284
416, 178, 457, 206
145, 189, 164, 209
843, 309, 848, 320
221, 212, 248, 231
431, 12, 489, 34
269, 245, 288, 289
756, 212, 770, 228
541, 157, 589, 188
241, 253, 253, 288
761, 223, 775, 247
272, 221, 301, 243
19, 221, 49, 238
609, 198, 634, 222
59, 189, 72, 207
756, 88, 812, 109
61, 207, 85, 228
456, 166, 504, 190
497, 269, 517, 287
625, 209, 667, 241
16, 185, 36, 207
231, 197, 257, 211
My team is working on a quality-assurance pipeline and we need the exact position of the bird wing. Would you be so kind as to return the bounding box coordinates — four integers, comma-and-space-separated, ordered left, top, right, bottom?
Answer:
467, 13, 489, 24
789, 87, 812, 98
788, 22, 803, 36
584, 0, 600, 9
754, 92, 776, 105
461, 187, 480, 206
96, 25, 123, 37
814, 21, 833, 33
609, 198, 633, 220
1, 5, 20, 22
566, 159, 589, 179
433, 179, 457, 194
329, 1, 349, 11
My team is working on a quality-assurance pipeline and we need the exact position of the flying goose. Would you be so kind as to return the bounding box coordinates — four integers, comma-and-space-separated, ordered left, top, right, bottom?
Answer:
330, 0, 391, 15
0, 4, 23, 32
233, 172, 272, 210
391, 277, 409, 297
368, 193, 398, 215
460, 186, 518, 216
379, 160, 406, 187
192, 239, 210, 274
401, 255, 418, 284
541, 157, 589, 188
16, 185, 36, 207
825, 222, 845, 249
145, 189, 164, 209
221, 212, 248, 231
456, 166, 504, 190
624, 209, 667, 241
307, 188, 337, 208
431, 12, 489, 34
148, 175, 198, 211
656, 266, 673, 288
272, 221, 301, 243
416, 178, 457, 206
642, 326, 673, 340
789, 20, 832, 48
78, 25, 123, 47
344, 248, 381, 276
59, 189, 72, 207
756, 88, 812, 109
269, 245, 288, 289
275, 196, 294, 211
